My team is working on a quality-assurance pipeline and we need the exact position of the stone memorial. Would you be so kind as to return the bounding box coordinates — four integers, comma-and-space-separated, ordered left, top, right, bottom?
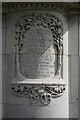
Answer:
2, 2, 79, 118
11, 13, 66, 105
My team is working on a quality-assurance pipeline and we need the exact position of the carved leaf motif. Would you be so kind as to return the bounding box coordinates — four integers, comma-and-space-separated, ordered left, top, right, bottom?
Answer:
11, 84, 66, 105
15, 13, 63, 52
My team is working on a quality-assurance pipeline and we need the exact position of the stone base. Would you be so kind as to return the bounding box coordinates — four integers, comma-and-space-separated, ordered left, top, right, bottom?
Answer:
11, 74, 66, 105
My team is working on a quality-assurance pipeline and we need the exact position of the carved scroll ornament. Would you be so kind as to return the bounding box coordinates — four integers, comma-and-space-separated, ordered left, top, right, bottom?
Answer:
11, 13, 66, 105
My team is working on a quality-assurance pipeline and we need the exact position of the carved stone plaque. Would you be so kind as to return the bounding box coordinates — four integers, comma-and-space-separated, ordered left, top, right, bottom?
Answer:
20, 26, 56, 79
11, 13, 66, 105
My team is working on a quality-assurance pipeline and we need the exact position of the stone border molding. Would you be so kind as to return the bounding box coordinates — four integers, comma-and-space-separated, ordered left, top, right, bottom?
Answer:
3, 3, 68, 14
3, 2, 78, 15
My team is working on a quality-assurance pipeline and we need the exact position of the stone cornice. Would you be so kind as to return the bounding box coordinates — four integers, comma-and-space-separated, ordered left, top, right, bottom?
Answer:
2, 2, 79, 14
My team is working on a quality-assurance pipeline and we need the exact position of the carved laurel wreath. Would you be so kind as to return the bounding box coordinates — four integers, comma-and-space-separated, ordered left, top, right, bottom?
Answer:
11, 13, 65, 105
11, 84, 65, 105
15, 13, 63, 52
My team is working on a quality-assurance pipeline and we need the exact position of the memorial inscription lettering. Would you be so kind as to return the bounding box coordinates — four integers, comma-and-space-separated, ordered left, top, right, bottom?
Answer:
11, 13, 66, 105
20, 26, 55, 78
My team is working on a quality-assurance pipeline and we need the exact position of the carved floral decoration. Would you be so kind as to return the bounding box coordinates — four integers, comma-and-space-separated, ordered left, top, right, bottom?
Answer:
11, 84, 65, 105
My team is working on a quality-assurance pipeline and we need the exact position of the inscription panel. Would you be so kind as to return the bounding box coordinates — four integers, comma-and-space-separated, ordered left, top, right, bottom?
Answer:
11, 13, 65, 104
20, 26, 57, 79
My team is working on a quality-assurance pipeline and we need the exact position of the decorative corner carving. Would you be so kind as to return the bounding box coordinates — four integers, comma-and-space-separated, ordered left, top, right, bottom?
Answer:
11, 13, 66, 105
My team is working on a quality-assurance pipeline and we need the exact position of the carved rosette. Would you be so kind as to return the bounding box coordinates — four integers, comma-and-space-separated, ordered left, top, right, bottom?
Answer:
11, 13, 66, 105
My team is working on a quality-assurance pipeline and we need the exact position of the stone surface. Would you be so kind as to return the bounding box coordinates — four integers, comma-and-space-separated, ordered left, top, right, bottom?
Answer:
0, 55, 2, 103
2, 15, 7, 54
0, 3, 2, 119
67, 9, 79, 118
79, 4, 80, 119
79, 19, 80, 56
2, 103, 7, 118
63, 55, 68, 82
68, 13, 79, 118
70, 56, 78, 103
0, 104, 2, 115
68, 15, 78, 56
69, 103, 78, 118
2, 54, 8, 104
78, 56, 80, 118
6, 94, 68, 118
0, 8, 2, 55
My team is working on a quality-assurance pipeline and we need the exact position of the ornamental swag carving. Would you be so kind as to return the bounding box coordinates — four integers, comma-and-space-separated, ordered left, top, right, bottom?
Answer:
11, 13, 66, 105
